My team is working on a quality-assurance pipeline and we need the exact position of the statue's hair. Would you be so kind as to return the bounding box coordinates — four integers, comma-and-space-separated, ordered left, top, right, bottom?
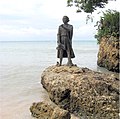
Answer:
62, 16, 70, 22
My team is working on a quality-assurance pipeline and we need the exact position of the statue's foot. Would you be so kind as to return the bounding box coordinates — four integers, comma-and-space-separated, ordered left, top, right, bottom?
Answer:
66, 62, 74, 67
66, 61, 77, 67
58, 64, 62, 66
67, 63, 73, 67
56, 62, 62, 66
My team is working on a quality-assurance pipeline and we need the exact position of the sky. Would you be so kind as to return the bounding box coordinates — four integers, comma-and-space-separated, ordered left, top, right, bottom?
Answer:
0, 0, 119, 41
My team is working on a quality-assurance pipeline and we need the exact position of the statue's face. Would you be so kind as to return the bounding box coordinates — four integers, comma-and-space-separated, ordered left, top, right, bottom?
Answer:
62, 17, 69, 24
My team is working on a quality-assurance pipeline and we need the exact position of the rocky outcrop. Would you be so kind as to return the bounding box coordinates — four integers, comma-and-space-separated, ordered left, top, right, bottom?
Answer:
41, 65, 119, 119
97, 36, 119, 72
30, 101, 71, 119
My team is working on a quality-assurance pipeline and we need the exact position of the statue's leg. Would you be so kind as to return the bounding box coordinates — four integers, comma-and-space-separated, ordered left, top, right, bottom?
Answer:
59, 49, 63, 66
67, 51, 73, 66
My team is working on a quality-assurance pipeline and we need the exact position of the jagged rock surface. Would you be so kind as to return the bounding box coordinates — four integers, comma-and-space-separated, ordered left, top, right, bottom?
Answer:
41, 65, 119, 119
97, 36, 119, 72
30, 101, 71, 119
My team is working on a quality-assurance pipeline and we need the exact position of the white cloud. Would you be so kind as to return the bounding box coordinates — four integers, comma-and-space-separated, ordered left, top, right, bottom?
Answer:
0, 0, 39, 15
0, 0, 119, 41
0, 26, 56, 36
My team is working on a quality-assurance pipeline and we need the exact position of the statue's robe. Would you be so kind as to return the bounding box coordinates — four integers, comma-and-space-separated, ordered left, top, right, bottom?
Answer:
57, 24, 75, 58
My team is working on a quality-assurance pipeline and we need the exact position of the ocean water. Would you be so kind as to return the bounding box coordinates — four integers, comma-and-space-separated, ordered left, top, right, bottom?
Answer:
0, 41, 114, 119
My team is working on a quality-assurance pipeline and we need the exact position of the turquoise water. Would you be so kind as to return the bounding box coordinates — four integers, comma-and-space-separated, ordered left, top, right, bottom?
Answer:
0, 40, 107, 119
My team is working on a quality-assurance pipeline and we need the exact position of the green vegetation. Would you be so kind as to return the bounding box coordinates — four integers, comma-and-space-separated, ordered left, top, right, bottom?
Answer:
94, 10, 119, 43
67, 0, 116, 13
66, 1, 119, 43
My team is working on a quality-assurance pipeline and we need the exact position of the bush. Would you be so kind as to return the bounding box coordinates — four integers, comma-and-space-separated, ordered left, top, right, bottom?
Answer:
95, 10, 119, 43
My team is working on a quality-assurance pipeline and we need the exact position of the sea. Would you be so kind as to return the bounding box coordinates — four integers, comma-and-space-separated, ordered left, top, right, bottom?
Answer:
0, 40, 118, 119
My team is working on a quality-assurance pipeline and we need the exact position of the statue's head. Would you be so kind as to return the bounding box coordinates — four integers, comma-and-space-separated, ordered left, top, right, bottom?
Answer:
62, 16, 69, 24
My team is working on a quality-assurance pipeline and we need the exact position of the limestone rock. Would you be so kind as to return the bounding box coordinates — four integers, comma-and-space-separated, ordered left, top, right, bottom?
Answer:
97, 36, 119, 72
30, 101, 71, 119
41, 65, 119, 119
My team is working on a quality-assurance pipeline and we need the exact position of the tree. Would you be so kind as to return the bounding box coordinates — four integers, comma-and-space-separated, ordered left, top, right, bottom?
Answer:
67, 0, 116, 13
94, 10, 119, 43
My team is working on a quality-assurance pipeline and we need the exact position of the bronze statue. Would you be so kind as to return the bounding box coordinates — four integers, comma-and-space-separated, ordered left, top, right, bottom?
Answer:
56, 16, 75, 66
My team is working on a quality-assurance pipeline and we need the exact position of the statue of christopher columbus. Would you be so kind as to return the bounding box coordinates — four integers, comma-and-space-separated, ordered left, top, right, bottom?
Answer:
56, 16, 75, 66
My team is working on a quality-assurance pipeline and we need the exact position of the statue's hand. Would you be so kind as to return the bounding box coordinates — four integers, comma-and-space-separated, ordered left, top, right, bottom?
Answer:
56, 43, 65, 50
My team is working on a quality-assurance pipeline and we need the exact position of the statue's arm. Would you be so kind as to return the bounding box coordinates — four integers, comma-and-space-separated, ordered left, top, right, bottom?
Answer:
69, 25, 73, 45
57, 26, 61, 45
70, 25, 73, 40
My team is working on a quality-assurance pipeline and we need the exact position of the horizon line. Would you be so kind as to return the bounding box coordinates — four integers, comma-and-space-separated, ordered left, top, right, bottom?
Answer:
0, 40, 97, 42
